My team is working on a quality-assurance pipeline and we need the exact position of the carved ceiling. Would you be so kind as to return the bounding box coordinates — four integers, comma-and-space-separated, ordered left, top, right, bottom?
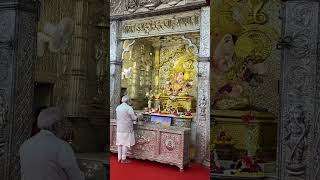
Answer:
110, 0, 206, 17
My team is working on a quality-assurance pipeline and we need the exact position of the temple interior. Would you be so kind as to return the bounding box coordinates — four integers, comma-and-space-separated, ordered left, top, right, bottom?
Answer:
109, 4, 211, 171
32, 0, 282, 176
33, 0, 289, 176
1, 0, 318, 179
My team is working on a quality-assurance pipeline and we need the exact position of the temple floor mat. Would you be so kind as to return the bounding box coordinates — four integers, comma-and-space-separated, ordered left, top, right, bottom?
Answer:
110, 153, 209, 180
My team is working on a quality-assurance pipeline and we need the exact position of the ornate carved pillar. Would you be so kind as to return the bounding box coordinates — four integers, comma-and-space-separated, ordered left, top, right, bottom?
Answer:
196, 6, 210, 166
278, 1, 320, 179
154, 44, 161, 96
67, 0, 89, 118
150, 41, 161, 108
0, 1, 38, 179
110, 20, 122, 119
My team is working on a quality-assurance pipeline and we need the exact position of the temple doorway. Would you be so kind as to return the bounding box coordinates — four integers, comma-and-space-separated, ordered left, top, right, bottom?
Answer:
34, 82, 54, 109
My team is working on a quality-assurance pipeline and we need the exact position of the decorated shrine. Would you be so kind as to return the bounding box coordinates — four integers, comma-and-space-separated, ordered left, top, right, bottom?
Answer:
121, 33, 199, 127
211, 0, 281, 178
110, 0, 211, 169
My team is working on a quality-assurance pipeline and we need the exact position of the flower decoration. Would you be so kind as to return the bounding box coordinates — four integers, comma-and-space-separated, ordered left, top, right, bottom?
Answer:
233, 152, 262, 173
241, 114, 256, 124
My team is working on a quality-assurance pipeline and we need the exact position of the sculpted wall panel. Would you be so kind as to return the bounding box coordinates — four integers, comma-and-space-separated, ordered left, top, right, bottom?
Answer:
0, 2, 38, 179
279, 1, 319, 180
110, 0, 206, 17
9, 11, 37, 180
120, 10, 200, 39
0, 10, 15, 180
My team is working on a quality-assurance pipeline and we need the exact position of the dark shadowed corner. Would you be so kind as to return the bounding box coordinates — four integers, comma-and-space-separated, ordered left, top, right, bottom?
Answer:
0, 0, 110, 180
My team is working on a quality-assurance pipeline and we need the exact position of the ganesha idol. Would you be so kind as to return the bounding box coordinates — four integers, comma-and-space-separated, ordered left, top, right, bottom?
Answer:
165, 54, 195, 97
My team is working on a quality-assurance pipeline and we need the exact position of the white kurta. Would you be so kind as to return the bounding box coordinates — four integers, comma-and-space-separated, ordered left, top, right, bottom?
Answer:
19, 130, 85, 180
116, 103, 137, 147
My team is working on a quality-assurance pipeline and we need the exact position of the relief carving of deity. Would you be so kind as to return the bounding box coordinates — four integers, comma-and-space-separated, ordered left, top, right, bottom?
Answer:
284, 104, 308, 176
199, 94, 207, 117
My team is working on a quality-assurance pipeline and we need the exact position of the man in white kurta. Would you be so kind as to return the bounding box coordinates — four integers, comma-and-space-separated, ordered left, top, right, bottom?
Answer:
116, 96, 137, 163
19, 107, 85, 180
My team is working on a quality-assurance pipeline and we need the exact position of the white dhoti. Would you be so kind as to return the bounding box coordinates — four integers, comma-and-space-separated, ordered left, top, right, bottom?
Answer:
116, 132, 135, 147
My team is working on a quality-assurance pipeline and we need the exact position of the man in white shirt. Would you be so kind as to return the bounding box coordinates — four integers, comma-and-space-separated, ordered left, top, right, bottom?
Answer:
116, 96, 139, 163
19, 107, 85, 180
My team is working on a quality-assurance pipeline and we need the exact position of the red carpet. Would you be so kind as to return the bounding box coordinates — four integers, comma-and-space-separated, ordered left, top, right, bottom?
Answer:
110, 153, 210, 180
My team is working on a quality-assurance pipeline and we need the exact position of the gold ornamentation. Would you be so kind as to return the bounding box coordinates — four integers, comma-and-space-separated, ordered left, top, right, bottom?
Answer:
160, 96, 193, 112
164, 54, 196, 96
235, 25, 278, 62
160, 47, 197, 97
212, 0, 279, 110
248, 0, 267, 24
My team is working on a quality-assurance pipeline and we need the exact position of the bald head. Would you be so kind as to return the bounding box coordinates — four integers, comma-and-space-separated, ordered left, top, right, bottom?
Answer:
121, 95, 129, 103
37, 107, 63, 130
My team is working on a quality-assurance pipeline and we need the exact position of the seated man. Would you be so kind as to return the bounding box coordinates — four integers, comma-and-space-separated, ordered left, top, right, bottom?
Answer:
19, 107, 85, 180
